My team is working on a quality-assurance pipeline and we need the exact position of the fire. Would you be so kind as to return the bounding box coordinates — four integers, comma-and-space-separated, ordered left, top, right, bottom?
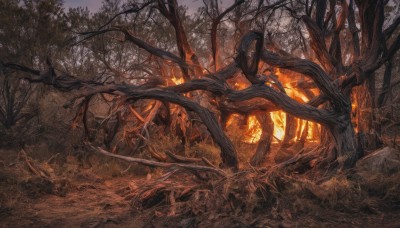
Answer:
230, 68, 321, 144
285, 86, 309, 102
233, 78, 251, 90
351, 93, 359, 133
270, 111, 286, 142
226, 113, 238, 127
171, 76, 184, 85
243, 115, 262, 143
276, 68, 310, 103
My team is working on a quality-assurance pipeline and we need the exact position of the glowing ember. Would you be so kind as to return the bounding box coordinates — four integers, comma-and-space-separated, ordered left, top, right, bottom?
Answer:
226, 114, 238, 127
351, 92, 359, 133
233, 81, 250, 90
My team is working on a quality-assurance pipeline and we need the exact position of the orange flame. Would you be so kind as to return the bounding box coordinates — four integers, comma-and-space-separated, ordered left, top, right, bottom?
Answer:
351, 92, 359, 133
270, 111, 286, 142
236, 68, 322, 144
171, 76, 184, 85
243, 115, 262, 144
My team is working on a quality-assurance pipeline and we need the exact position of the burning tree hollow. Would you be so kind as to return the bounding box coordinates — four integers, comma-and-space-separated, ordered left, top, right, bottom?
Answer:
1, 0, 399, 172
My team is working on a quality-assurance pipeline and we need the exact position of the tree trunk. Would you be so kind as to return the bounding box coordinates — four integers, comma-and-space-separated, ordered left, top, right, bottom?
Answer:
250, 112, 273, 166
354, 74, 381, 151
281, 114, 297, 147
313, 98, 360, 170
329, 110, 359, 169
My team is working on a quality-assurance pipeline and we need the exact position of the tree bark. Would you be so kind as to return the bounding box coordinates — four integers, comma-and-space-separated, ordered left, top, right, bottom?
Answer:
330, 117, 358, 169
281, 114, 297, 147
250, 112, 274, 166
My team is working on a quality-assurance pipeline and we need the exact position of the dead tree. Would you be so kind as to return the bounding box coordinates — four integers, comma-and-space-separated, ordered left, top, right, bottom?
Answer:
1, 0, 399, 172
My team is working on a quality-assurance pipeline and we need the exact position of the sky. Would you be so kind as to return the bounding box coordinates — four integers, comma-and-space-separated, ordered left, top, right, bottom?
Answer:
64, 0, 103, 12
63, 0, 210, 14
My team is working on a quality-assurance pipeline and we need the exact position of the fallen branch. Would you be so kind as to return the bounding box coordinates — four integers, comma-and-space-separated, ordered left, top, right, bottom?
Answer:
165, 151, 202, 163
129, 106, 146, 123
91, 145, 227, 177
19, 149, 51, 179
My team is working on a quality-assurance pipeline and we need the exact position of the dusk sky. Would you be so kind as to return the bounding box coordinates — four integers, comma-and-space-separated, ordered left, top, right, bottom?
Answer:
64, 0, 103, 12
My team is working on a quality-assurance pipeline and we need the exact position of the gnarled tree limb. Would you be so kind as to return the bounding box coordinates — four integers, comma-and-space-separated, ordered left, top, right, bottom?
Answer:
260, 50, 347, 107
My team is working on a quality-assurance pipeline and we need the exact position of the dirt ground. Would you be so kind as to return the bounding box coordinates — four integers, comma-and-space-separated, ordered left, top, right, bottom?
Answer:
0, 149, 135, 227
0, 147, 400, 228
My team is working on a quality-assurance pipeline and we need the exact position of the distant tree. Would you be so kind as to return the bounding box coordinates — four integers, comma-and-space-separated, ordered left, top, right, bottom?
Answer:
0, 0, 67, 129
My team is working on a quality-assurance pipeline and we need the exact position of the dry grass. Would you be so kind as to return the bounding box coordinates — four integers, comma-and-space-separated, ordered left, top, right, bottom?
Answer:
186, 143, 221, 165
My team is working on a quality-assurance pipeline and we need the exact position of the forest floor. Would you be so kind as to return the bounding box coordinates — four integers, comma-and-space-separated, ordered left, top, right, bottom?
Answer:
0, 146, 400, 228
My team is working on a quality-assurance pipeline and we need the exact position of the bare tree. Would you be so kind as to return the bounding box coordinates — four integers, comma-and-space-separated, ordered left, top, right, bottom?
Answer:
1, 0, 399, 172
